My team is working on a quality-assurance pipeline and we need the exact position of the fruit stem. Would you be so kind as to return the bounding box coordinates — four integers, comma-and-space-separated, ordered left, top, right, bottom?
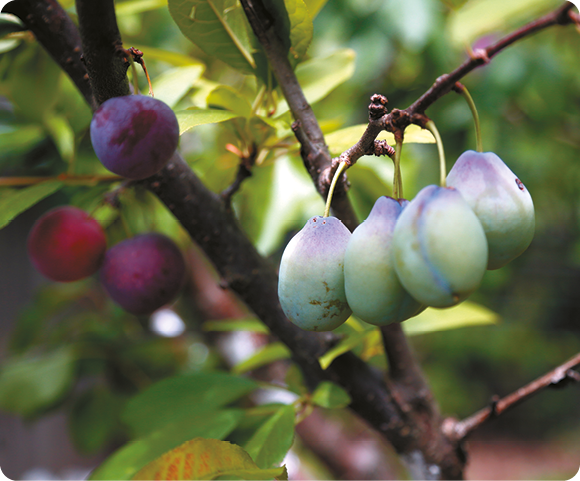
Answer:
425, 120, 446, 188
459, 85, 483, 152
393, 139, 403, 198
324, 161, 348, 218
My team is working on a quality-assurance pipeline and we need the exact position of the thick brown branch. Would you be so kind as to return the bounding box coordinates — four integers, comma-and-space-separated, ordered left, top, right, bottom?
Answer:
3, 0, 97, 110
75, 0, 130, 104
449, 352, 580, 440
239, 0, 358, 230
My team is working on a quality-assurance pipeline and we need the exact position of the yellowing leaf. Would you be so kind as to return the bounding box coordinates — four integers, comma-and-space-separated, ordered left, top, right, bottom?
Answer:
131, 438, 287, 480
175, 108, 240, 134
326, 124, 434, 157
448, 0, 560, 46
403, 301, 500, 335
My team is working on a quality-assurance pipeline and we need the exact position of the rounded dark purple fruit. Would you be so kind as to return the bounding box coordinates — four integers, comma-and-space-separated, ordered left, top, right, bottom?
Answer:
90, 95, 179, 180
100, 233, 186, 315
27, 206, 107, 282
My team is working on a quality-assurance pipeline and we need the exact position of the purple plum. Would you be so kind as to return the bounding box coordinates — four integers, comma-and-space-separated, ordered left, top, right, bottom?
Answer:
100, 233, 186, 315
90, 95, 179, 180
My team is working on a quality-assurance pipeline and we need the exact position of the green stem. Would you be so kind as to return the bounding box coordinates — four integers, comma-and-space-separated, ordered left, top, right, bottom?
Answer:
459, 85, 483, 152
394, 139, 403, 199
425, 120, 447, 188
323, 161, 348, 218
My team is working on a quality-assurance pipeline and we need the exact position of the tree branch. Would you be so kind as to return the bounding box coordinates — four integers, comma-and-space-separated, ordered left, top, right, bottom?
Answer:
239, 0, 358, 231
448, 352, 580, 441
2, 0, 97, 110
75, 0, 131, 104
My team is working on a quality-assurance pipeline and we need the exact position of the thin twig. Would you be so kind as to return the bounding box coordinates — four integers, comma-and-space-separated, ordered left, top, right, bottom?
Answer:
220, 145, 257, 209
449, 352, 580, 440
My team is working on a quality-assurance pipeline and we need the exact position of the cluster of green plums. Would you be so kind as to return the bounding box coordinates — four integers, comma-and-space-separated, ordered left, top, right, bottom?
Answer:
278, 150, 535, 331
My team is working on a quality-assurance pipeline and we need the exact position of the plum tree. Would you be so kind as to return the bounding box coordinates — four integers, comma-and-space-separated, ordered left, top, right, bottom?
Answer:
27, 206, 107, 282
392, 185, 488, 307
344, 196, 424, 325
447, 150, 535, 270
90, 95, 179, 180
278, 215, 351, 331
100, 233, 186, 315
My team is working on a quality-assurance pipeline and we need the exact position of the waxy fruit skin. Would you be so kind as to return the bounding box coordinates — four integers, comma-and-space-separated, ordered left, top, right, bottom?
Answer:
447, 150, 535, 270
278, 216, 352, 331
392, 185, 488, 308
344, 196, 424, 325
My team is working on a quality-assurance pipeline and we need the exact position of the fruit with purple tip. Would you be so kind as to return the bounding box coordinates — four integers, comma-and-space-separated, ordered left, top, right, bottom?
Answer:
392, 185, 488, 308
278, 216, 352, 331
446, 150, 535, 269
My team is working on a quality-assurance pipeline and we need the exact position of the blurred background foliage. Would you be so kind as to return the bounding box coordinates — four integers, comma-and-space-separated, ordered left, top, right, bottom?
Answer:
0, 0, 579, 477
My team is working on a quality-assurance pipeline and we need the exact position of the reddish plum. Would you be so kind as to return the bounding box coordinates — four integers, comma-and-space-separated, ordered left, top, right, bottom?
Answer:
27, 206, 107, 282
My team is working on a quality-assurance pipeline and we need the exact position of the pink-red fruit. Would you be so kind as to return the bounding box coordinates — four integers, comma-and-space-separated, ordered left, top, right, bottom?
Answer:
27, 206, 107, 282
100, 233, 186, 315
90, 95, 179, 180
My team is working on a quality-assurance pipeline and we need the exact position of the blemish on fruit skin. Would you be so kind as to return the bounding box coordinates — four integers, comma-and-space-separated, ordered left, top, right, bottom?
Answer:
113, 110, 158, 155
515, 178, 525, 191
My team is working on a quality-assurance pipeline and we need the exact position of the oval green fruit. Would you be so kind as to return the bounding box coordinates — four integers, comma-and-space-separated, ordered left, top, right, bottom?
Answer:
392, 185, 488, 308
447, 150, 535, 269
278, 216, 352, 331
344, 196, 424, 325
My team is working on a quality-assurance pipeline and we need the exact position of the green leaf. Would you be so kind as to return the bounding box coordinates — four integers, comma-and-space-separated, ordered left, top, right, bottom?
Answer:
311, 381, 351, 409
69, 387, 124, 454
232, 343, 292, 375
122, 371, 257, 437
0, 14, 25, 37
207, 85, 253, 118
90, 411, 243, 480
168, 0, 257, 74
275, 49, 356, 116
176, 108, 240, 134
449, 0, 560, 46
135, 45, 205, 67
116, 0, 168, 15
318, 328, 370, 370
302, 0, 328, 18
286, 0, 313, 61
0, 347, 75, 417
0, 180, 64, 230
244, 404, 295, 469
44, 112, 75, 163
152, 65, 205, 108
131, 438, 287, 480
203, 318, 270, 334
326, 124, 435, 157
0, 125, 45, 159
284, 364, 307, 396
403, 301, 500, 335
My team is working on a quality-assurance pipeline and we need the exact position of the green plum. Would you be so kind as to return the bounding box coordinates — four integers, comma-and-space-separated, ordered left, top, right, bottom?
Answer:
392, 185, 488, 308
446, 150, 535, 269
344, 196, 424, 325
278, 216, 352, 331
